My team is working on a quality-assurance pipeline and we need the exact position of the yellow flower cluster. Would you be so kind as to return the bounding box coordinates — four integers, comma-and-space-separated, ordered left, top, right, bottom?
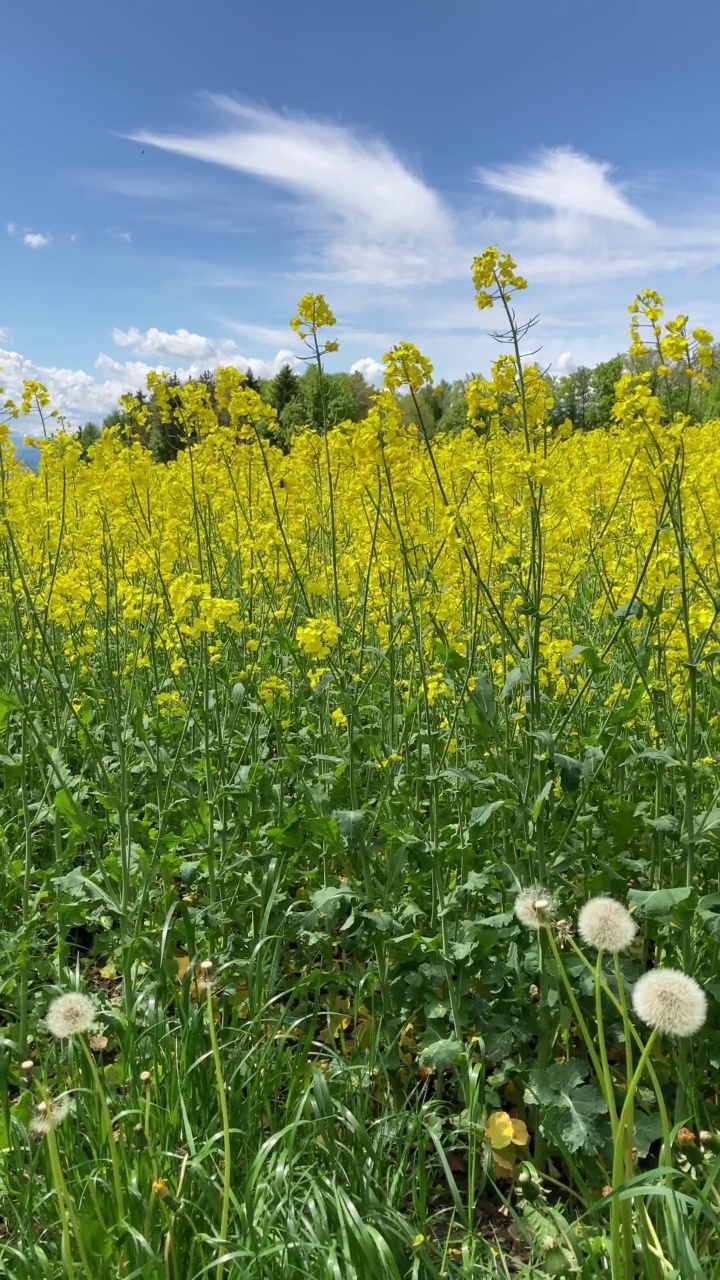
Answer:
0, 261, 718, 740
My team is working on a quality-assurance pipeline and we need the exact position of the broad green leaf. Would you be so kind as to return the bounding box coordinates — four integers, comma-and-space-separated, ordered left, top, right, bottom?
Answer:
555, 753, 582, 793
310, 885, 355, 917
634, 1111, 663, 1158
628, 886, 693, 918
469, 800, 505, 828
607, 684, 645, 726
419, 1037, 463, 1072
525, 1061, 607, 1154
54, 787, 89, 833
0, 688, 22, 731
644, 814, 680, 838
613, 599, 643, 620
501, 666, 525, 698
469, 677, 496, 723
334, 808, 366, 846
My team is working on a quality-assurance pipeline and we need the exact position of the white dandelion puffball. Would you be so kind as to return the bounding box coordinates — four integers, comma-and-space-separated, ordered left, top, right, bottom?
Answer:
31, 1093, 75, 1137
45, 992, 98, 1039
577, 897, 637, 953
632, 968, 707, 1038
514, 887, 556, 930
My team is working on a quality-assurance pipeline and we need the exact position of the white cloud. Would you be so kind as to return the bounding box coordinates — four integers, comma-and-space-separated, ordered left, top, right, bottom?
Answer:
110, 229, 133, 243
7, 223, 17, 235
553, 351, 577, 375
0, 330, 300, 427
129, 98, 457, 286
478, 147, 651, 228
112, 325, 216, 359
350, 357, 383, 385
23, 232, 51, 249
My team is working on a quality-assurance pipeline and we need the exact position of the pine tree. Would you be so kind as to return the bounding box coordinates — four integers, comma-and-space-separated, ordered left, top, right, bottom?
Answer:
271, 364, 300, 414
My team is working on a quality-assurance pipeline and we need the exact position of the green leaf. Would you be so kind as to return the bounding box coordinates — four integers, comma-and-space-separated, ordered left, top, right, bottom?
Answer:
633, 1111, 663, 1158
310, 885, 356, 918
644, 814, 680, 838
469, 800, 506, 829
694, 807, 720, 842
434, 641, 465, 674
501, 666, 525, 698
582, 746, 604, 779
419, 1037, 463, 1072
634, 747, 678, 767
697, 893, 720, 941
607, 684, 645, 726
530, 729, 555, 757
614, 599, 643, 621
333, 808, 366, 846
525, 1061, 607, 1154
469, 677, 496, 723
627, 886, 693, 918
54, 787, 89, 833
52, 867, 118, 912
565, 644, 608, 675
0, 688, 22, 731
555, 754, 583, 793
532, 779, 553, 822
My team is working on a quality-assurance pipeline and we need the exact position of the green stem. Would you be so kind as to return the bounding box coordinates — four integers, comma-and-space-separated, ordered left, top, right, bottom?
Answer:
206, 972, 232, 1280
610, 1029, 659, 1280
80, 1037, 126, 1224
45, 1109, 93, 1277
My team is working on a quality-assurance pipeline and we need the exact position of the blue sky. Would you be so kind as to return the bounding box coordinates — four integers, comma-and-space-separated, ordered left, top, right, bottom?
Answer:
4, 0, 720, 423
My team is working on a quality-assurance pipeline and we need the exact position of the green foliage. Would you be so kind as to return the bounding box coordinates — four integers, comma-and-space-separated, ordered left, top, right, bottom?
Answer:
549, 355, 626, 430
526, 1062, 608, 1154
278, 366, 371, 442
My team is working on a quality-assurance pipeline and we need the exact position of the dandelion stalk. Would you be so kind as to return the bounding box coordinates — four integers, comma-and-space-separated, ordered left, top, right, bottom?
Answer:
203, 963, 232, 1280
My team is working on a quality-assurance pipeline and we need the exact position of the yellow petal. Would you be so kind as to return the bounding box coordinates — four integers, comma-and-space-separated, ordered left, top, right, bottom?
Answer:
511, 1118, 530, 1147
486, 1111, 514, 1149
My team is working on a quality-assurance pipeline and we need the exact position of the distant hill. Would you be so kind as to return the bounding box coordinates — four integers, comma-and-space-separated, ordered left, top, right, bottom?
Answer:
10, 441, 40, 472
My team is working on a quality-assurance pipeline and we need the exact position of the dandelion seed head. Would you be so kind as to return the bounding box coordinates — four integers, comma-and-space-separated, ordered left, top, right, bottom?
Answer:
45, 992, 98, 1039
577, 896, 637, 953
30, 1093, 75, 1137
632, 968, 707, 1038
514, 887, 556, 929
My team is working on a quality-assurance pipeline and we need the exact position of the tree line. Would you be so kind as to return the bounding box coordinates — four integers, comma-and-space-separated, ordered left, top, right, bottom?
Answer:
74, 342, 720, 462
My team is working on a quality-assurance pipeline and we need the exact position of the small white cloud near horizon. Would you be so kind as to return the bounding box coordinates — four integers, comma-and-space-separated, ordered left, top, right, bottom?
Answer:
553, 350, 577, 375
7, 223, 17, 236
0, 325, 302, 427
110, 229, 133, 243
478, 146, 651, 228
350, 357, 383, 385
23, 232, 51, 249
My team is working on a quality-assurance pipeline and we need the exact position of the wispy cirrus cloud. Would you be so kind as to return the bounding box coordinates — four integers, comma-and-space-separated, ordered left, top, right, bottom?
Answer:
128, 97, 458, 286
478, 147, 651, 227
